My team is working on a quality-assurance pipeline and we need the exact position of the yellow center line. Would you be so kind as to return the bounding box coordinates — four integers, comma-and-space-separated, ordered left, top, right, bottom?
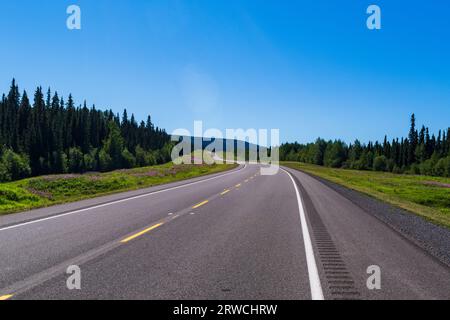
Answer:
221, 189, 230, 196
235, 184, 241, 188
245, 179, 249, 183
192, 200, 209, 209
0, 295, 13, 301
121, 223, 164, 243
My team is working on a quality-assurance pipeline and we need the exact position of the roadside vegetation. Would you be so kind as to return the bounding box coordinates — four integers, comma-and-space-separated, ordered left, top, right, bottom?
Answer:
0, 79, 173, 183
283, 162, 450, 229
0, 162, 237, 215
280, 115, 450, 177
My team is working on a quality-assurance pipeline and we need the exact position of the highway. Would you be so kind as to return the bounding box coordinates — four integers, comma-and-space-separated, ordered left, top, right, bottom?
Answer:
0, 164, 449, 300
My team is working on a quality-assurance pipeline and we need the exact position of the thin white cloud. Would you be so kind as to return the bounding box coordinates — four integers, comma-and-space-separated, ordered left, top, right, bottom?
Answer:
180, 64, 220, 115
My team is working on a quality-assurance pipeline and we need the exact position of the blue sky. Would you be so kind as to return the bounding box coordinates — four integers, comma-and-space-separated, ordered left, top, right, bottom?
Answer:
1, 0, 449, 144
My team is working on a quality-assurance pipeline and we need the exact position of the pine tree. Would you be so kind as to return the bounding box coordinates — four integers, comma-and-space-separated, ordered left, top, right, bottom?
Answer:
425, 127, 431, 159
17, 90, 31, 152
0, 80, 171, 181
5, 79, 20, 150
383, 136, 391, 159
408, 114, 418, 165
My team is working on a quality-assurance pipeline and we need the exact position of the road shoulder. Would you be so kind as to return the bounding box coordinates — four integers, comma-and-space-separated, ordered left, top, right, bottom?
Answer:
284, 166, 450, 268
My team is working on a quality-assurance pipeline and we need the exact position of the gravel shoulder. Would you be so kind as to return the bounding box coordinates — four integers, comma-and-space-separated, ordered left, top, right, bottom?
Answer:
293, 169, 450, 268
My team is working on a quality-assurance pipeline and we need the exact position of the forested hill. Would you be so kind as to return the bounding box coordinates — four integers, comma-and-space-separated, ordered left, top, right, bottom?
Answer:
0, 79, 172, 182
280, 115, 450, 177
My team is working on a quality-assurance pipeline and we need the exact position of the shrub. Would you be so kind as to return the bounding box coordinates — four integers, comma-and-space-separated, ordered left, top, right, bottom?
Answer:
420, 159, 434, 176
135, 145, 147, 167
323, 141, 347, 168
434, 156, 450, 177
1, 149, 31, 181
121, 148, 136, 169
373, 156, 388, 172
98, 149, 112, 172
386, 159, 396, 172
433, 158, 447, 177
0, 161, 10, 182
354, 151, 373, 171
83, 150, 98, 172
446, 157, 450, 177
392, 165, 403, 174
410, 163, 421, 175
52, 151, 68, 174
68, 147, 85, 173
146, 152, 157, 166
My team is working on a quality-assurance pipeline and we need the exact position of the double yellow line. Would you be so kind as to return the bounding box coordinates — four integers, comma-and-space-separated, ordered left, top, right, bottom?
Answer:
0, 295, 13, 301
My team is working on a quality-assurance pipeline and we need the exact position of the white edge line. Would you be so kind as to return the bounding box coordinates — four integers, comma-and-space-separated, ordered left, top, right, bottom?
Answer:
282, 168, 324, 301
0, 164, 248, 232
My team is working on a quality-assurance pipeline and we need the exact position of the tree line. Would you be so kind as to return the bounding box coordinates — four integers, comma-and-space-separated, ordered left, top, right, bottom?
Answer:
0, 79, 172, 182
280, 114, 450, 177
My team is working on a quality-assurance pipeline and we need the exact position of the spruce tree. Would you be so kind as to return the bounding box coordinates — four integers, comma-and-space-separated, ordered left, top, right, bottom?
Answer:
408, 114, 418, 165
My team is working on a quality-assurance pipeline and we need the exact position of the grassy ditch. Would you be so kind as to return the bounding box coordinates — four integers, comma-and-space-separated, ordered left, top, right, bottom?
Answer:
283, 162, 450, 229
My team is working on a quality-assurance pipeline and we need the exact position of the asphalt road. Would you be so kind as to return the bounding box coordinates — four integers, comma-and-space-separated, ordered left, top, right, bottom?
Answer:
0, 164, 449, 300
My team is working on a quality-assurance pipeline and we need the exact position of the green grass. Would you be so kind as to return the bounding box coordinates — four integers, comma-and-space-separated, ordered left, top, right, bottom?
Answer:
282, 162, 450, 229
0, 163, 237, 216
